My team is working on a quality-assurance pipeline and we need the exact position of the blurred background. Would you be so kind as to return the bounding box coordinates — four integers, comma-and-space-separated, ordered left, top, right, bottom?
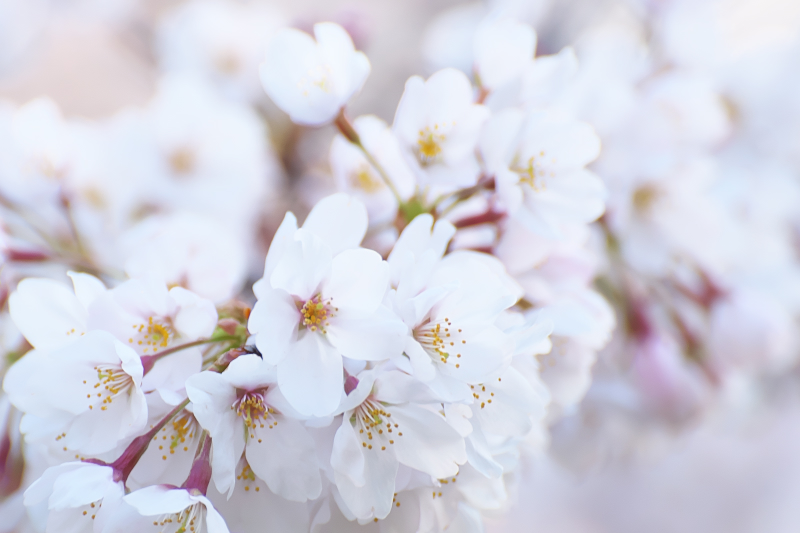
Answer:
2, 0, 800, 532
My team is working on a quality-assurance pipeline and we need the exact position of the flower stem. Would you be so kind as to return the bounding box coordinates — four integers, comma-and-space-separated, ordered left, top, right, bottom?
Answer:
100, 398, 191, 484
141, 335, 239, 375
334, 109, 404, 205
182, 431, 212, 495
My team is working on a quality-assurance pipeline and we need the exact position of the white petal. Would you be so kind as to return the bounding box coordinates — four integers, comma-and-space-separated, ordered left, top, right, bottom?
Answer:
323, 248, 387, 313
49, 464, 115, 510
221, 354, 277, 391
246, 416, 321, 502
330, 417, 365, 486
269, 230, 332, 300
9, 278, 87, 350
326, 306, 406, 361
185, 371, 242, 495
302, 194, 368, 256
389, 403, 466, 478
169, 287, 218, 340
248, 288, 299, 365
333, 444, 398, 520
277, 333, 343, 417
67, 272, 106, 310
124, 486, 195, 516
261, 212, 299, 293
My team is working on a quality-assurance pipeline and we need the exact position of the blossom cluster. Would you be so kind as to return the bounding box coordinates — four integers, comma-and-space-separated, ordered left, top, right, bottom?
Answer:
0, 4, 614, 533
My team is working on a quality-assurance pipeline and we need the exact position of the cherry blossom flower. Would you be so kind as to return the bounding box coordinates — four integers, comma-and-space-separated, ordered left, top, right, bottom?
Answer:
186, 355, 321, 501
480, 108, 605, 238
260, 22, 370, 126
3, 331, 147, 455
393, 68, 489, 192
248, 194, 406, 417
125, 485, 229, 533
330, 368, 466, 521
23, 462, 126, 533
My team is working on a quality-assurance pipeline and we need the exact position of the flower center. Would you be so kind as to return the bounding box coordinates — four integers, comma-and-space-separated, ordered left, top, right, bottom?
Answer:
84, 365, 134, 412
154, 411, 201, 462
298, 65, 333, 96
416, 126, 446, 166
152, 502, 204, 533
351, 164, 383, 193
351, 399, 403, 452
414, 317, 467, 369
511, 151, 551, 192
299, 295, 336, 334
128, 316, 175, 354
168, 147, 196, 177
232, 391, 278, 437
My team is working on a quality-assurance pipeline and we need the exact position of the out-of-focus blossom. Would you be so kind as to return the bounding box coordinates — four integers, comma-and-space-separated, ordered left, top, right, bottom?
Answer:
260, 22, 370, 126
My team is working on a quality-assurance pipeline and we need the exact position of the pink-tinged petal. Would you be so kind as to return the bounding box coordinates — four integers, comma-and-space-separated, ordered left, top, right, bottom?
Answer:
331, 417, 366, 486
324, 248, 388, 313
269, 230, 332, 300
389, 403, 466, 478
326, 306, 406, 361
67, 271, 106, 310
124, 486, 195, 516
335, 370, 377, 415
9, 278, 87, 350
302, 194, 368, 256
248, 288, 299, 365
246, 416, 321, 502
277, 333, 343, 417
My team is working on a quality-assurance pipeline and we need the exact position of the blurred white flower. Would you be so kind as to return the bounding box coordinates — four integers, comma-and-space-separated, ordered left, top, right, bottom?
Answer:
393, 68, 489, 192
260, 22, 370, 126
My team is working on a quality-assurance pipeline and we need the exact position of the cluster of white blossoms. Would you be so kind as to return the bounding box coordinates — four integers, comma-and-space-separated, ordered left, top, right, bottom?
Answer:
0, 4, 614, 532
3, 0, 797, 530
419, 0, 800, 467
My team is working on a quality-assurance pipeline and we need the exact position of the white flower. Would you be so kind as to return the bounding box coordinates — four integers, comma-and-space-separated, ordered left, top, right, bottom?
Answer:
329, 115, 416, 225
186, 355, 322, 501
330, 368, 466, 521
3, 331, 147, 455
23, 462, 125, 533
102, 74, 275, 231
124, 485, 230, 533
481, 108, 605, 238
120, 212, 248, 304
260, 22, 370, 126
248, 194, 406, 417
10, 273, 216, 405
392, 68, 489, 191
387, 215, 523, 401
157, 0, 286, 103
